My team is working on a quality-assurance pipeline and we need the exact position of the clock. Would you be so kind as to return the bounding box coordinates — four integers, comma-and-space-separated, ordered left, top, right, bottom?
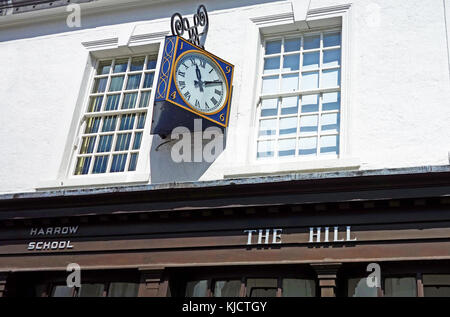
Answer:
174, 51, 227, 115
151, 36, 234, 138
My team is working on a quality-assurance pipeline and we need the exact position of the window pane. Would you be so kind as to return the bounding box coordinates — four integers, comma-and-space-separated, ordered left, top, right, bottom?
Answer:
92, 78, 107, 93
113, 58, 128, 73
324, 32, 341, 47
261, 98, 278, 117
322, 69, 340, 88
133, 132, 142, 150
300, 115, 318, 133
51, 285, 74, 297
320, 135, 339, 155
301, 94, 319, 113
264, 57, 280, 74
185, 280, 208, 297
259, 119, 277, 137
80, 136, 96, 154
266, 40, 281, 54
85, 117, 101, 134
279, 117, 297, 136
283, 54, 299, 72
74, 157, 91, 175
302, 71, 319, 90
143, 73, 155, 88
321, 113, 339, 133
115, 133, 132, 151
303, 52, 319, 71
299, 137, 317, 156
384, 277, 416, 297
136, 113, 146, 129
119, 114, 136, 130
257, 140, 275, 158
88, 96, 104, 112
75, 52, 156, 176
347, 278, 378, 297
97, 134, 113, 153
102, 116, 117, 132
214, 280, 241, 297
108, 282, 139, 297
281, 74, 299, 92
78, 284, 105, 297
323, 49, 341, 67
128, 153, 138, 171
147, 56, 157, 70
97, 60, 112, 75
109, 76, 124, 91
281, 96, 298, 115
322, 92, 340, 111
304, 35, 320, 50
105, 94, 120, 111
262, 76, 279, 94
278, 138, 296, 157
92, 155, 109, 173
282, 279, 316, 297
126, 74, 142, 90
246, 279, 277, 297
110, 154, 127, 172
122, 93, 138, 109
130, 56, 145, 71
284, 38, 301, 52
139, 91, 151, 108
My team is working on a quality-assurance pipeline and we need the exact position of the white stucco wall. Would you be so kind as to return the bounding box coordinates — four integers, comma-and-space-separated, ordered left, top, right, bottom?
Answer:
0, 0, 449, 194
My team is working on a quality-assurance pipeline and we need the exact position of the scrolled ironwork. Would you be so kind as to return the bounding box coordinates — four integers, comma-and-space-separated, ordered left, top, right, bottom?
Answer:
170, 4, 209, 48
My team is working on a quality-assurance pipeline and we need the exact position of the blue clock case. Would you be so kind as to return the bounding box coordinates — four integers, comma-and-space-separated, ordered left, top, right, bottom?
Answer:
151, 36, 234, 138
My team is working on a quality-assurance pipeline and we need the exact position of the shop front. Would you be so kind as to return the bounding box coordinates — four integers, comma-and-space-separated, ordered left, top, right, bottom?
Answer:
1, 167, 450, 297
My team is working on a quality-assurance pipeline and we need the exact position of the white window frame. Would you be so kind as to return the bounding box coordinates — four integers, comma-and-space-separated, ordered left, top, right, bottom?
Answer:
37, 40, 166, 189
224, 4, 359, 178
70, 54, 157, 176
255, 28, 342, 161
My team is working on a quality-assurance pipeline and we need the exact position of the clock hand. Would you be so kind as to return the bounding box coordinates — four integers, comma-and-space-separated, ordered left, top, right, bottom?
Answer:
195, 64, 204, 92
203, 80, 223, 86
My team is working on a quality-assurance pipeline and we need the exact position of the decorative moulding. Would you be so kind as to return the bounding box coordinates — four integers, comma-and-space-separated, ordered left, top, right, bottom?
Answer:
81, 37, 119, 50
129, 30, 170, 46
250, 12, 294, 26
291, 0, 311, 22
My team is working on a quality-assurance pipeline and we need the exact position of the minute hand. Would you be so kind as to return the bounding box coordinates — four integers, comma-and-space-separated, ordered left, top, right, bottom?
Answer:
203, 80, 223, 86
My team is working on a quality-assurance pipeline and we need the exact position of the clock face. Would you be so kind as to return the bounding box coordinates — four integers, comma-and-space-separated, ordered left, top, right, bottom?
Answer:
174, 51, 228, 114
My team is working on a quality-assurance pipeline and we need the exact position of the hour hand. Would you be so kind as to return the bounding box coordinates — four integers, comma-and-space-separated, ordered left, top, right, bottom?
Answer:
195, 65, 204, 92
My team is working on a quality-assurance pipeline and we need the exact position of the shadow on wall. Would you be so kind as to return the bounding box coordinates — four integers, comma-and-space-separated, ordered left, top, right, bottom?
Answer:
0, 0, 285, 42
149, 129, 227, 184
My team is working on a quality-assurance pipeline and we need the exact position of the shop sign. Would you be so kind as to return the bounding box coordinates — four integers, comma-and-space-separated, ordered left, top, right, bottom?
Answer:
244, 226, 357, 246
27, 226, 79, 251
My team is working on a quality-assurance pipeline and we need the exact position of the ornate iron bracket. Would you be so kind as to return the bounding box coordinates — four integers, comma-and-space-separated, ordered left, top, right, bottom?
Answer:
171, 4, 209, 49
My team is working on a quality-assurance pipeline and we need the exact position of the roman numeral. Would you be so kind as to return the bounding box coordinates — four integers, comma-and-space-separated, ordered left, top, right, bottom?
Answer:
190, 58, 197, 66
195, 100, 200, 107
179, 81, 186, 89
210, 97, 218, 106
200, 59, 206, 68
209, 68, 213, 74
184, 91, 191, 100
178, 71, 185, 77
214, 89, 222, 96
204, 102, 209, 109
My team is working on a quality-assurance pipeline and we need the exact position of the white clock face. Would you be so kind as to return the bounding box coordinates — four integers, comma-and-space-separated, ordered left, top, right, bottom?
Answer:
174, 51, 227, 114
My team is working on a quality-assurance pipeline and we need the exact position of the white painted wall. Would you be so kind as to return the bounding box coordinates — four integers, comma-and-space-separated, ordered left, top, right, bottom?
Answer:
0, 0, 449, 194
